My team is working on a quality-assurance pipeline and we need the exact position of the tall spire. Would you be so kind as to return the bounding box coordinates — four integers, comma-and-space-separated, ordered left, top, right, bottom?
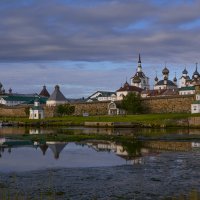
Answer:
137, 53, 142, 72
193, 62, 199, 78
138, 53, 141, 63
154, 71, 158, 83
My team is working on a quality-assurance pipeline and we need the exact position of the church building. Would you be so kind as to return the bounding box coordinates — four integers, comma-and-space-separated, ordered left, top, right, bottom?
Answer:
178, 64, 200, 87
179, 68, 190, 88
154, 66, 177, 90
130, 54, 150, 90
29, 98, 44, 119
116, 81, 142, 101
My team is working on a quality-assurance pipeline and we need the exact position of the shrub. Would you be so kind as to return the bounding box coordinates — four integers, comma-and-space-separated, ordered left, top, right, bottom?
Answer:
56, 104, 75, 116
121, 93, 143, 114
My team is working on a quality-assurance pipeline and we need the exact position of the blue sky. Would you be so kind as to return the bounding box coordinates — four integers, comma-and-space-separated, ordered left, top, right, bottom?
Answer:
0, 0, 200, 98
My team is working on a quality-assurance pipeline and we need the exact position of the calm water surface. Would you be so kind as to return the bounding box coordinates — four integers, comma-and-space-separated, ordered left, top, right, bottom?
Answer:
0, 127, 199, 200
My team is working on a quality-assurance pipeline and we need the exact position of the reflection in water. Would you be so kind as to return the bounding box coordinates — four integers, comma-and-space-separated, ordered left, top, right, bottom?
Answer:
1, 126, 200, 138
0, 137, 143, 163
1, 137, 200, 164
0, 138, 68, 160
39, 143, 48, 155
81, 140, 144, 164
0, 127, 200, 200
47, 142, 67, 159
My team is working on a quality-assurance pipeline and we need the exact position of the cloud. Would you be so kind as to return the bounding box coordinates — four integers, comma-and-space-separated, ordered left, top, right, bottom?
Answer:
0, 0, 199, 63
0, 0, 200, 97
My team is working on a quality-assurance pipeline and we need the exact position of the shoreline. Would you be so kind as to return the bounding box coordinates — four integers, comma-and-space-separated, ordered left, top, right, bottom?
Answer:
0, 113, 200, 128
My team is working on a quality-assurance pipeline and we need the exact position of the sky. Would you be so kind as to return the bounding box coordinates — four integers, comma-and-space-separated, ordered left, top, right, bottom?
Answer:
0, 0, 200, 98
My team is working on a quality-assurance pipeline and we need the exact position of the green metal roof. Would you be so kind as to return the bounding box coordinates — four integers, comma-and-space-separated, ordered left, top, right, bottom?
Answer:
30, 106, 43, 110
2, 96, 34, 101
179, 86, 195, 91
1, 95, 48, 104
4, 140, 34, 147
192, 100, 200, 104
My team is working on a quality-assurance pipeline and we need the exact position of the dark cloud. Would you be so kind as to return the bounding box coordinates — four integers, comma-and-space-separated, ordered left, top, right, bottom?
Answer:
0, 0, 199, 63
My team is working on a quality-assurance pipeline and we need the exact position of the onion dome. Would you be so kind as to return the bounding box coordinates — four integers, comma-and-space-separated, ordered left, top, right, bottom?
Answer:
182, 68, 188, 74
193, 69, 199, 76
133, 76, 141, 83
9, 88, 12, 94
173, 76, 177, 82
193, 63, 199, 77
124, 81, 129, 87
154, 76, 158, 82
162, 67, 169, 75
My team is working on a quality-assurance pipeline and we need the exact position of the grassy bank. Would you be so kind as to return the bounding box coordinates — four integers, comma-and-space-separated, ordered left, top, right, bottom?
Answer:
1, 113, 200, 127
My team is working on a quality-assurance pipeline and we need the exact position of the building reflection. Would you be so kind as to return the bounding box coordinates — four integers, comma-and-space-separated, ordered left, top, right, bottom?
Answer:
29, 129, 57, 135
82, 140, 145, 164
0, 137, 200, 164
39, 143, 48, 155
46, 142, 67, 159
0, 137, 67, 160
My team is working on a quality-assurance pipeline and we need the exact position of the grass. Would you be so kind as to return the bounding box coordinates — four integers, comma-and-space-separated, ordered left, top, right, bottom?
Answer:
1, 113, 200, 127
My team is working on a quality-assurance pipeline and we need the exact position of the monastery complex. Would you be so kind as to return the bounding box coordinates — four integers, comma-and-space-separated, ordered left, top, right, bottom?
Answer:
1, 54, 200, 117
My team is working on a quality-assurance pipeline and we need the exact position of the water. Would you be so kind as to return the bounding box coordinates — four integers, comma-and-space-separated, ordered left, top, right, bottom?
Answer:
0, 127, 200, 200
0, 143, 130, 172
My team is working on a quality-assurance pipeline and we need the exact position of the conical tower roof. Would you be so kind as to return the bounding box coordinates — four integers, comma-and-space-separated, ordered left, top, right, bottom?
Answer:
39, 144, 48, 155
39, 85, 50, 97
48, 85, 67, 101
47, 142, 67, 159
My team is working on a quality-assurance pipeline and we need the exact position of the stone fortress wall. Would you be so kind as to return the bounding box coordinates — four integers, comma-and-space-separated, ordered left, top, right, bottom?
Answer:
0, 105, 56, 118
0, 94, 195, 117
71, 102, 109, 116
72, 95, 195, 115
0, 106, 27, 117
141, 95, 195, 113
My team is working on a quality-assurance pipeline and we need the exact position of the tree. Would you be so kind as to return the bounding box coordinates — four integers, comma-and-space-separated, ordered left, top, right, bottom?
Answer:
121, 93, 143, 114
56, 104, 75, 116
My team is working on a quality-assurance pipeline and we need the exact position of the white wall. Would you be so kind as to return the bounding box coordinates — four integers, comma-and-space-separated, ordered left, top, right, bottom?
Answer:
191, 104, 200, 114
46, 100, 67, 106
0, 98, 25, 106
29, 109, 44, 119
179, 90, 195, 95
